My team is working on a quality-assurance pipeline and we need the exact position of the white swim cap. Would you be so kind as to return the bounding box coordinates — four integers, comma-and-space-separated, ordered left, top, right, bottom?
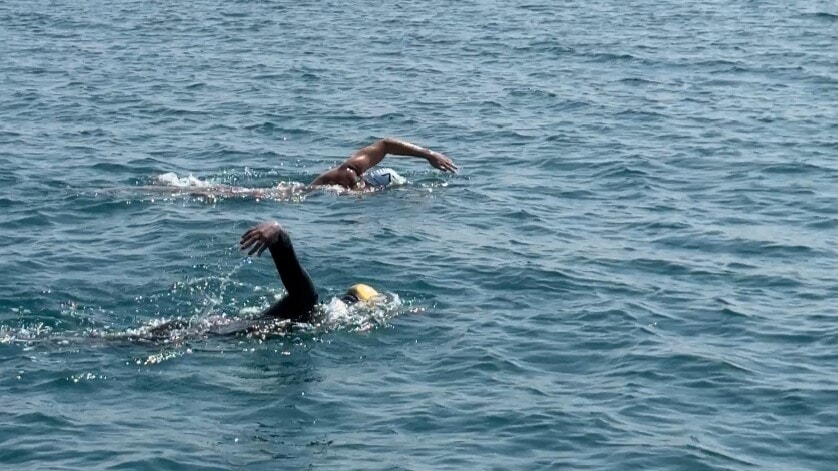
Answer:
361, 168, 406, 187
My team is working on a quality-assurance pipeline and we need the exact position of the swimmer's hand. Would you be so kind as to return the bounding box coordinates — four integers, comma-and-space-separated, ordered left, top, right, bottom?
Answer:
240, 221, 284, 257
426, 151, 458, 173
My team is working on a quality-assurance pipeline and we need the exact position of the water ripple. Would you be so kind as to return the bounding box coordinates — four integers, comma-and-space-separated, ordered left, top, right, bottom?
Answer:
2, 0, 838, 469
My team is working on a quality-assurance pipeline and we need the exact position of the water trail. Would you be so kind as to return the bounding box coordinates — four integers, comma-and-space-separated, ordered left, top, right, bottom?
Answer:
146, 172, 310, 202
1, 256, 415, 361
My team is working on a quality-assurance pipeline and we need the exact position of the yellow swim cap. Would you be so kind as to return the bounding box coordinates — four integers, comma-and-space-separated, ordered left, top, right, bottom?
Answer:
345, 283, 379, 303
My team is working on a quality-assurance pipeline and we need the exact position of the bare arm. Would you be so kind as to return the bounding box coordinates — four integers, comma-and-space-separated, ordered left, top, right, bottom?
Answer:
345, 138, 458, 174
310, 138, 457, 187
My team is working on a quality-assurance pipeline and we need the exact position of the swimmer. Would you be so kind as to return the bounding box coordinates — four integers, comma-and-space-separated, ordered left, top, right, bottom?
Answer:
148, 138, 456, 199
147, 219, 376, 339
310, 138, 458, 189
239, 220, 379, 322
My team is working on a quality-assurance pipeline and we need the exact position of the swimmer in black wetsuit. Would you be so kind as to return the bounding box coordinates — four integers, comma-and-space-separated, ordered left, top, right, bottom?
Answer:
240, 220, 379, 322
149, 221, 378, 339
310, 138, 458, 189
239, 221, 319, 321
148, 220, 379, 339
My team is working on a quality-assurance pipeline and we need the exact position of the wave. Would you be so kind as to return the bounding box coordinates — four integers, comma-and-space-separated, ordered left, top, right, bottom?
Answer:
800, 11, 838, 21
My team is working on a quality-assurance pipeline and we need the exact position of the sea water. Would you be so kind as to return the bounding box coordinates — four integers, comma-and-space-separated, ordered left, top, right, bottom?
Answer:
1, 0, 837, 469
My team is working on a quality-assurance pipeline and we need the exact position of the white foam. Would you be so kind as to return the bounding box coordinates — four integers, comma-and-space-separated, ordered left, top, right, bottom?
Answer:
155, 172, 212, 188
314, 293, 403, 332
149, 173, 309, 202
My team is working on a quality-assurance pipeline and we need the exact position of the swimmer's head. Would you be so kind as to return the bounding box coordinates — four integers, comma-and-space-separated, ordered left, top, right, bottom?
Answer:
361, 168, 406, 188
341, 283, 379, 305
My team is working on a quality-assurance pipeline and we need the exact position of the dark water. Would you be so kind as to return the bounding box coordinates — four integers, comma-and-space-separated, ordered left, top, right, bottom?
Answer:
2, 0, 837, 469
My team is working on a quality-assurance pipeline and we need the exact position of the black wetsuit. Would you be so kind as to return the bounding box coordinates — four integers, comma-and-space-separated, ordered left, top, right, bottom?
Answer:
260, 229, 319, 321
149, 229, 318, 339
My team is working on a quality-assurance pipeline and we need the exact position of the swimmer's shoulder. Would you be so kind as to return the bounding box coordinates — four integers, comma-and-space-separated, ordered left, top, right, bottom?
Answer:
311, 166, 361, 188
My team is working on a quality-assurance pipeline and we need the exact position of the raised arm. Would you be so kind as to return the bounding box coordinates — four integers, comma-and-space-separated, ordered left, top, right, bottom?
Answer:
310, 138, 457, 187
240, 221, 318, 321
345, 138, 458, 174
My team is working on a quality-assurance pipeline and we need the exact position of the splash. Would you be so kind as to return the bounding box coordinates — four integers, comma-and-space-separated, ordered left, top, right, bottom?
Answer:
146, 172, 309, 202
313, 294, 406, 333
0, 322, 54, 345
121, 292, 408, 344
155, 172, 212, 188
1, 290, 413, 363
1, 252, 417, 365
138, 169, 449, 203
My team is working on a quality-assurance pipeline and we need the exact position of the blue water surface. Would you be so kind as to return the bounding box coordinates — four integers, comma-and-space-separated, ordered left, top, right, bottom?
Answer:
2, 0, 837, 469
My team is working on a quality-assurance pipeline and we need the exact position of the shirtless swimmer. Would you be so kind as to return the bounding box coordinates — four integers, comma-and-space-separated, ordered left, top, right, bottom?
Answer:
310, 138, 458, 189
